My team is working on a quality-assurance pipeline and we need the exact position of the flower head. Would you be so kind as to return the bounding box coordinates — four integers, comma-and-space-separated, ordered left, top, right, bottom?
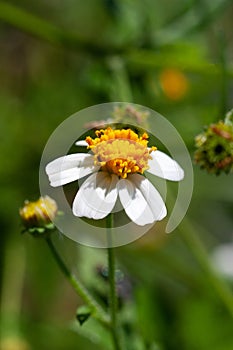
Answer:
194, 115, 233, 175
112, 105, 149, 129
86, 127, 156, 179
160, 68, 189, 101
46, 127, 184, 226
19, 196, 57, 235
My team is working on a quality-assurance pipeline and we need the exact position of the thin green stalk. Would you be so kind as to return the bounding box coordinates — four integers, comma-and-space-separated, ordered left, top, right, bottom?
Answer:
45, 236, 110, 327
179, 219, 233, 317
218, 31, 228, 115
106, 214, 122, 350
108, 56, 133, 102
164, 0, 197, 26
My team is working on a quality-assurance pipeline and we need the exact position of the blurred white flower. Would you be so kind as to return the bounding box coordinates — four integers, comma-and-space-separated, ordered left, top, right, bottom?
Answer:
212, 242, 233, 278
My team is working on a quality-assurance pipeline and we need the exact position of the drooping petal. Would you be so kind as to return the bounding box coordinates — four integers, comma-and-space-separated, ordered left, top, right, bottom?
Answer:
147, 150, 184, 181
45, 154, 99, 187
73, 172, 118, 219
118, 174, 167, 226
75, 140, 88, 146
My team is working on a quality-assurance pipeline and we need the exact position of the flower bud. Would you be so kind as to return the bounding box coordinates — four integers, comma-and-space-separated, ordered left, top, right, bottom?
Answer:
194, 114, 233, 175
19, 196, 57, 235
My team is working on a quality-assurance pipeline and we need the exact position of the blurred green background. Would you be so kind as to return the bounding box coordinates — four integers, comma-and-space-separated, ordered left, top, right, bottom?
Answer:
0, 0, 233, 349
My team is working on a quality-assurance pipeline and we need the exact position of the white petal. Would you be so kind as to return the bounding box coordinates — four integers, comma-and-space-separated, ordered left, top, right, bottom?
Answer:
45, 154, 99, 187
147, 150, 184, 181
118, 179, 153, 225
131, 174, 167, 220
118, 174, 167, 226
73, 172, 118, 219
75, 140, 88, 146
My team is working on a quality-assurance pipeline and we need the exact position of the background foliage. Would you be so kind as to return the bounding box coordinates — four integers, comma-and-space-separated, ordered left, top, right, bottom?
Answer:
0, 1, 233, 349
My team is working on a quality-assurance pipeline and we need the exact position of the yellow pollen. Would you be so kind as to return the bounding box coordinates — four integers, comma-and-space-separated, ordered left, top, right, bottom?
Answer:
86, 127, 157, 178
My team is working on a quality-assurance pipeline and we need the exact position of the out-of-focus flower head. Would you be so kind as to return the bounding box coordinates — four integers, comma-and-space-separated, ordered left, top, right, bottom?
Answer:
194, 110, 233, 175
159, 68, 189, 101
19, 195, 58, 236
96, 265, 133, 306
83, 104, 150, 131
112, 104, 149, 129
212, 242, 233, 279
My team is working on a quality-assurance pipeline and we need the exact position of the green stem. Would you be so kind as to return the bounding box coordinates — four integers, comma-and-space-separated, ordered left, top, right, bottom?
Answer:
106, 214, 122, 350
218, 31, 228, 115
45, 236, 110, 327
179, 220, 233, 317
108, 56, 133, 102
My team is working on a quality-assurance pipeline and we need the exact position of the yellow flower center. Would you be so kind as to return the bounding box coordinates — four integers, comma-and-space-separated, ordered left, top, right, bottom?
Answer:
86, 127, 156, 179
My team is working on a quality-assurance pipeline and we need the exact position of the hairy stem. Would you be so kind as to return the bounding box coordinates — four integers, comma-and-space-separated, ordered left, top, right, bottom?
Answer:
46, 236, 110, 326
106, 214, 122, 350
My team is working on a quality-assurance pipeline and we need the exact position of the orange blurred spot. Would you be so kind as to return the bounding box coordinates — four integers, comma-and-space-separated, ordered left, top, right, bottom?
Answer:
160, 68, 189, 100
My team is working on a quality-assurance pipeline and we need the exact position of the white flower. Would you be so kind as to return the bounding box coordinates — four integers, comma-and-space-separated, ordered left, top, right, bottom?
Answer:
46, 127, 184, 226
